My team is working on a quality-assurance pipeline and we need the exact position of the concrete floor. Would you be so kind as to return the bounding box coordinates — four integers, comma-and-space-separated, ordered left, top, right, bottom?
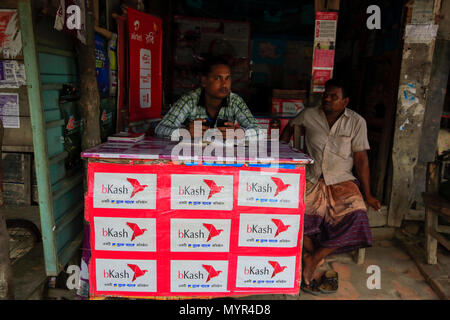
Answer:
239, 238, 442, 300
11, 228, 448, 300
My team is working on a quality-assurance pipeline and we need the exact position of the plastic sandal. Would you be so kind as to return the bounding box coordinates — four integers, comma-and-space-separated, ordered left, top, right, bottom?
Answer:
301, 278, 322, 296
318, 270, 339, 294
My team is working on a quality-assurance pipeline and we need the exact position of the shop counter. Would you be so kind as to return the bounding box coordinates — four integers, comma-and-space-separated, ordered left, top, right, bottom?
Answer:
81, 136, 312, 299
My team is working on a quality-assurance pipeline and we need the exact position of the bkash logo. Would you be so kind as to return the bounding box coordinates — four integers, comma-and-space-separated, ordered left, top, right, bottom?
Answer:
243, 261, 287, 278
101, 177, 148, 199
271, 177, 291, 197
203, 179, 224, 199
178, 179, 224, 199
203, 223, 224, 242
202, 265, 222, 282
178, 223, 223, 242
268, 261, 287, 278
103, 264, 148, 282
127, 264, 148, 282
246, 219, 291, 238
126, 222, 148, 241
177, 265, 222, 283
126, 178, 148, 198
271, 219, 291, 237
245, 177, 291, 197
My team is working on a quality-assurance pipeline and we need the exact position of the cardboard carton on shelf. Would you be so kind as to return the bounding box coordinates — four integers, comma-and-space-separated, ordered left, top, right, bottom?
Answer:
271, 89, 307, 116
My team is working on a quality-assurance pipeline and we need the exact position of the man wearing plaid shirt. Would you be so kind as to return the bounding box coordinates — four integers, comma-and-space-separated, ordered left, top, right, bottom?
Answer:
155, 56, 260, 139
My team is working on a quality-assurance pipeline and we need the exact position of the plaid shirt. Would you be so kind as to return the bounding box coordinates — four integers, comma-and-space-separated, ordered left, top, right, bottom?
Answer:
155, 88, 261, 138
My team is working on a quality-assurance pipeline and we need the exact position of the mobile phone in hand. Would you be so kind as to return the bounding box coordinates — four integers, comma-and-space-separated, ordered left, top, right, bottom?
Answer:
216, 119, 227, 127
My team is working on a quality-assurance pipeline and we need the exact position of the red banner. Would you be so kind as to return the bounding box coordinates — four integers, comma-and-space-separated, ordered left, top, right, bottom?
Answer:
127, 8, 162, 122
86, 162, 305, 298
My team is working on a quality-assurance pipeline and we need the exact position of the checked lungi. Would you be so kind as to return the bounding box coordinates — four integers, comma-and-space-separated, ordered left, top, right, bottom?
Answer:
303, 179, 372, 254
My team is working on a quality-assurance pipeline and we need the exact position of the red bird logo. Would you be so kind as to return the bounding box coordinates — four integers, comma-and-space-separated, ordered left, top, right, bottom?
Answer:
268, 261, 287, 278
127, 264, 148, 282
202, 223, 224, 242
271, 177, 291, 197
202, 264, 222, 282
203, 179, 224, 199
126, 178, 148, 198
126, 222, 148, 241
271, 219, 291, 237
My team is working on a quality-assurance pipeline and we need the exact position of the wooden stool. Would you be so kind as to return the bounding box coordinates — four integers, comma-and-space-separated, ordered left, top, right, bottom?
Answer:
422, 192, 450, 264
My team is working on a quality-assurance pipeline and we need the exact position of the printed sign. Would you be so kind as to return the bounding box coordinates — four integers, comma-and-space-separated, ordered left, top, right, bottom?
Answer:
0, 93, 19, 128
170, 218, 231, 252
170, 260, 229, 293
0, 10, 22, 59
312, 12, 337, 93
238, 214, 300, 248
238, 171, 300, 208
235, 256, 296, 288
95, 258, 157, 293
93, 217, 157, 252
171, 174, 233, 210
93, 172, 157, 209
128, 8, 162, 122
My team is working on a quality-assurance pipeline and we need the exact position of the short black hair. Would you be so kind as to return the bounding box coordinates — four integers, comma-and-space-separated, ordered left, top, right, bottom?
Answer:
200, 56, 231, 76
325, 79, 350, 99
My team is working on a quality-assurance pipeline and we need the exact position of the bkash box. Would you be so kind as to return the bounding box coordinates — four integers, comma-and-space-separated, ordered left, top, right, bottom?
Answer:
271, 89, 307, 116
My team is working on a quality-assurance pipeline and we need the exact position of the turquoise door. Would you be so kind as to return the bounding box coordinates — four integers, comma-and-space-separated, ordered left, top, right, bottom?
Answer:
18, 0, 84, 276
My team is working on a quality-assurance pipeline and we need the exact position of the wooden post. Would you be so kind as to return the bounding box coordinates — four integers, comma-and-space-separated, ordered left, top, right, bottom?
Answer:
0, 120, 14, 299
388, 0, 443, 227
76, 0, 102, 151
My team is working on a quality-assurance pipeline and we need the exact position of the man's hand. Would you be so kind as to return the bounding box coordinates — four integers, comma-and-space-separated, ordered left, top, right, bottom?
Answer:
216, 121, 236, 137
188, 119, 209, 138
365, 194, 381, 211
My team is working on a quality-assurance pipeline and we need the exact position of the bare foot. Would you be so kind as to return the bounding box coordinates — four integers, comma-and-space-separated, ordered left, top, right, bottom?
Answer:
302, 255, 325, 285
302, 253, 315, 285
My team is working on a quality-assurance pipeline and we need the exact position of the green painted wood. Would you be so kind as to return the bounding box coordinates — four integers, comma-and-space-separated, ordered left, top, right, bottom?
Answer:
53, 185, 83, 223
55, 202, 84, 235
38, 53, 77, 76
46, 126, 64, 157
40, 74, 78, 84
44, 110, 63, 123
38, 45, 76, 58
46, 119, 65, 129
42, 83, 64, 91
42, 90, 60, 111
18, 0, 58, 276
56, 216, 83, 253
58, 232, 84, 270
49, 151, 68, 165
49, 162, 66, 186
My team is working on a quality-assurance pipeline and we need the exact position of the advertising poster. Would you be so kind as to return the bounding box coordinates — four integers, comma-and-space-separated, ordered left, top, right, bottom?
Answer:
312, 12, 337, 93
95, 34, 109, 98
313, 69, 332, 93
0, 93, 20, 128
86, 162, 305, 298
0, 10, 22, 59
128, 8, 162, 122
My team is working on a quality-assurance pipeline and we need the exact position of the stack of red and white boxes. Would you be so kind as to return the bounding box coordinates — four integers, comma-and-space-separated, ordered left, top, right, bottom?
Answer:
86, 161, 305, 298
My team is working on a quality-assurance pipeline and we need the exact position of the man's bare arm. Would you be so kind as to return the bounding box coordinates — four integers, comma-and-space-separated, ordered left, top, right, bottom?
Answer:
280, 123, 304, 144
353, 150, 381, 211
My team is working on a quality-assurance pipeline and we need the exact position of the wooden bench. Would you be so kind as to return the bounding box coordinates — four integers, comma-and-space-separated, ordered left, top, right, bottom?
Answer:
422, 192, 450, 264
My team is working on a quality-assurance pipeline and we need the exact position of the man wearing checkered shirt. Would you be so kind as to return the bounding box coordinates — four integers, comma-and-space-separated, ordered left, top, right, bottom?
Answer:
155, 56, 260, 139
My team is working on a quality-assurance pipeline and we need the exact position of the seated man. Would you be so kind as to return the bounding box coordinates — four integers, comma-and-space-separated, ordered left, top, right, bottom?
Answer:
281, 79, 381, 291
155, 56, 260, 139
